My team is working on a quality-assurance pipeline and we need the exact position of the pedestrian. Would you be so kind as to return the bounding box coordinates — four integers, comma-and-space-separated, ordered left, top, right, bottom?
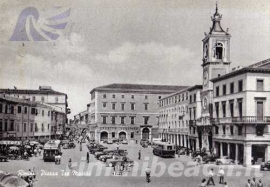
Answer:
178, 149, 181, 158
38, 148, 41, 156
34, 148, 37, 157
257, 179, 263, 187
80, 143, 82, 152
223, 182, 228, 187
206, 168, 215, 186
138, 150, 141, 160
145, 166, 151, 183
251, 178, 257, 187
86, 152, 89, 163
218, 167, 225, 184
199, 179, 207, 187
246, 179, 251, 187
68, 158, 72, 169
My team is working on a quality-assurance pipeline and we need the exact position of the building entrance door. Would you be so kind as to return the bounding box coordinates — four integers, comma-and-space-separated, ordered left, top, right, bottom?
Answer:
142, 128, 150, 140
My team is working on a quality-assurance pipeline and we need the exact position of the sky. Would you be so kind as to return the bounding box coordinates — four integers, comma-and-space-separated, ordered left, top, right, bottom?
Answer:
0, 0, 269, 119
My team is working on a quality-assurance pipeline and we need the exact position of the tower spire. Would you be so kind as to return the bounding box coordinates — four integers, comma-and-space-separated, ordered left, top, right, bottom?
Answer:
215, 1, 218, 14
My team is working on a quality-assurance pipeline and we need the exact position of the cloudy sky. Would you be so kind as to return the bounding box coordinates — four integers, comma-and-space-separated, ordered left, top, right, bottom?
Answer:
0, 0, 269, 118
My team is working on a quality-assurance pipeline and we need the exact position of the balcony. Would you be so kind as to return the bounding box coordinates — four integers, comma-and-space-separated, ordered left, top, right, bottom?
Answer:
189, 120, 196, 126
232, 116, 270, 123
210, 116, 270, 124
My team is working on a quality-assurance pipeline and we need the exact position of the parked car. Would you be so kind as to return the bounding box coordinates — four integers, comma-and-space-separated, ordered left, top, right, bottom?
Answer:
122, 140, 128, 144
107, 140, 113, 144
216, 156, 234, 165
0, 154, 8, 162
192, 151, 208, 158
202, 154, 219, 163
260, 160, 270, 171
106, 156, 134, 167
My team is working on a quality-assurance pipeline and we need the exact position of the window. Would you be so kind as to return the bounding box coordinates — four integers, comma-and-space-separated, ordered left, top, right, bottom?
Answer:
112, 132, 115, 138
222, 126, 226, 135
256, 125, 264, 136
17, 106, 21, 114
102, 116, 107, 124
230, 126, 234, 135
131, 103, 135, 111
215, 126, 219, 134
111, 116, 115, 124
24, 123, 26, 132
103, 102, 107, 108
238, 101, 243, 118
31, 108, 35, 115
5, 105, 8, 114
189, 95, 192, 103
42, 110, 44, 116
238, 126, 242, 135
144, 103, 148, 111
41, 124, 44, 132
229, 101, 234, 117
112, 94, 115, 99
48, 124, 50, 130
222, 102, 226, 117
112, 103, 116, 110
32, 96, 35, 101
131, 132, 134, 138
35, 123, 38, 132
10, 120, 14, 131
215, 103, 219, 118
0, 104, 2, 114
130, 116, 135, 124
222, 84, 226, 95
103, 94, 106, 99
48, 111, 50, 117
10, 106, 14, 114
145, 95, 148, 99
256, 79, 264, 91
120, 116, 125, 124
143, 116, 149, 125
30, 123, 33, 132
216, 86, 219, 97
4, 120, 7, 131
131, 95, 134, 99
0, 120, 2, 132
41, 96, 44, 102
121, 95, 124, 99
193, 94, 196, 102
24, 107, 27, 114
121, 103, 125, 110
215, 42, 223, 59
55, 97, 58, 103
238, 80, 243, 92
230, 82, 234, 94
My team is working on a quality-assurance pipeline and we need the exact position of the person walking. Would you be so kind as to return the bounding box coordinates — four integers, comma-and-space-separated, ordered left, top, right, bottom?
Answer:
178, 149, 181, 158
80, 142, 82, 152
138, 150, 141, 160
145, 166, 151, 183
199, 179, 207, 187
206, 168, 215, 186
86, 152, 89, 163
218, 167, 225, 184
68, 158, 72, 169
257, 179, 263, 187
251, 178, 257, 187
246, 179, 251, 187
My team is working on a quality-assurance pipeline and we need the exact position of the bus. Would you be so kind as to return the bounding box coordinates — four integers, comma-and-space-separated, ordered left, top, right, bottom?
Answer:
152, 141, 176, 158
43, 140, 62, 162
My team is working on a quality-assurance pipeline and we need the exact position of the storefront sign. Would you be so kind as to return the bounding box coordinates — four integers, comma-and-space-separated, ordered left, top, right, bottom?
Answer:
0, 140, 22, 146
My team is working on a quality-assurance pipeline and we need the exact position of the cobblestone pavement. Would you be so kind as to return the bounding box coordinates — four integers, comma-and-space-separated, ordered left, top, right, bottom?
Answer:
1, 142, 269, 187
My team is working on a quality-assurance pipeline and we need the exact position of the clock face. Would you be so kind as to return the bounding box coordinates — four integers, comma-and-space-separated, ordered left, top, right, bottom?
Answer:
203, 71, 209, 85
203, 97, 208, 109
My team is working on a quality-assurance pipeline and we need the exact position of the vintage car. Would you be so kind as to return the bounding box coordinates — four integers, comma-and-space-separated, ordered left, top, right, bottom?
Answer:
202, 154, 219, 163
0, 154, 8, 162
107, 140, 113, 144
260, 160, 270, 171
216, 156, 235, 165
122, 140, 128, 144
106, 156, 134, 167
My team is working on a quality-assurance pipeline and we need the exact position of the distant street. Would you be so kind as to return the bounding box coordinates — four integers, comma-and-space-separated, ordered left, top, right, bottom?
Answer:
1, 142, 270, 187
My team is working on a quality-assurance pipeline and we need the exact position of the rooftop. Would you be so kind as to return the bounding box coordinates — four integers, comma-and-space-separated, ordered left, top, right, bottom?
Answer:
0, 86, 67, 96
90, 83, 189, 94
0, 95, 51, 108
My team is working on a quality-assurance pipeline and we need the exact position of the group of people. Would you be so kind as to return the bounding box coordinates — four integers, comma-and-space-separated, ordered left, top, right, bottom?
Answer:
245, 178, 264, 187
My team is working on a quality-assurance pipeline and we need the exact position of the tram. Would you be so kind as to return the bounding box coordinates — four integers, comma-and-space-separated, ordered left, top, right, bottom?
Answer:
152, 141, 176, 158
43, 140, 62, 162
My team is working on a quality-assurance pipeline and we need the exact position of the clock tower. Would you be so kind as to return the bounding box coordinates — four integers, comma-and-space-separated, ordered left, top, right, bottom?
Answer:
199, 4, 231, 151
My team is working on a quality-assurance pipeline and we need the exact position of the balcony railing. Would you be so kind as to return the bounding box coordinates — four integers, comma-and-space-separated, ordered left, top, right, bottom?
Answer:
211, 116, 270, 124
232, 116, 270, 123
